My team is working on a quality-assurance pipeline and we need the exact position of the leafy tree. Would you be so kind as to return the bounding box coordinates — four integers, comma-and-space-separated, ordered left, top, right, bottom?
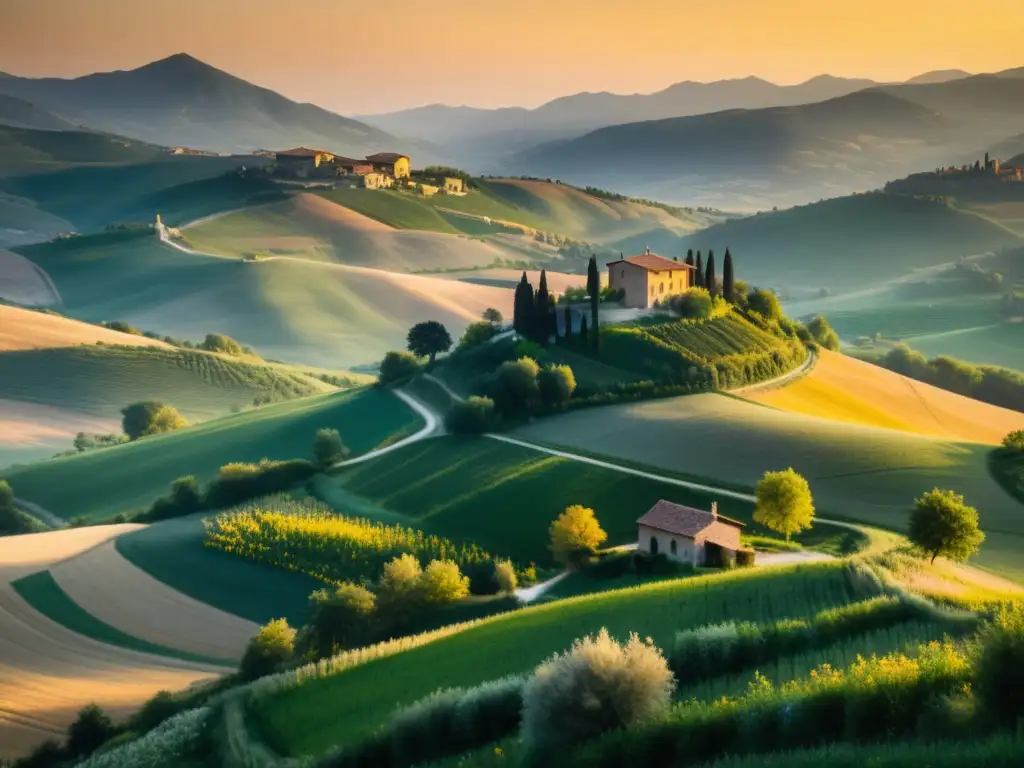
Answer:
538, 364, 577, 407
747, 288, 781, 320
806, 315, 840, 351
445, 396, 496, 434
882, 344, 929, 379
407, 321, 452, 364
684, 249, 694, 268
66, 704, 117, 758
492, 357, 541, 418
909, 488, 984, 564
420, 559, 471, 604
313, 428, 349, 469
307, 582, 377, 656
0, 479, 36, 536
377, 553, 425, 628
240, 619, 296, 681
482, 307, 503, 326
549, 505, 607, 567
666, 287, 712, 319
694, 251, 704, 288
753, 469, 815, 541
705, 250, 717, 297
378, 350, 422, 384
121, 402, 186, 440
200, 333, 246, 357
494, 559, 518, 593
723, 248, 735, 303
169, 476, 202, 513
1003, 430, 1024, 452
587, 254, 600, 353
460, 321, 498, 348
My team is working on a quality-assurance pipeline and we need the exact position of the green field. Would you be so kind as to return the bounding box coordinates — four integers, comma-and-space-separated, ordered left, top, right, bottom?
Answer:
316, 188, 461, 233
643, 313, 789, 360
4, 387, 420, 521
115, 513, 321, 626
252, 563, 858, 757
511, 392, 1024, 581
315, 436, 854, 569
0, 345, 325, 420
10, 570, 232, 666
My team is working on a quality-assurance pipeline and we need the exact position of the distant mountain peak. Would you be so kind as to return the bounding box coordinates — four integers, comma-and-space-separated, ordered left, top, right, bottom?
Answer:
904, 69, 972, 84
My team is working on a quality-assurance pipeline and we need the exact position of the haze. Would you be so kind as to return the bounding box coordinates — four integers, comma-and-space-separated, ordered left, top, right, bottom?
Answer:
2, 0, 1023, 114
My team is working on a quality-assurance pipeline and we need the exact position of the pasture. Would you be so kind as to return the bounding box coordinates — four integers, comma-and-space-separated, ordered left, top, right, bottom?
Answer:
252, 563, 858, 757
4, 387, 420, 521
744, 349, 1024, 443
316, 436, 853, 569
511, 393, 1024, 581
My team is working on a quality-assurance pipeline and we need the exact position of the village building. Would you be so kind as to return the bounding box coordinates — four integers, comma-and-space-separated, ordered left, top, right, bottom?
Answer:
637, 500, 747, 567
366, 152, 411, 179
274, 147, 336, 177
362, 172, 394, 190
607, 248, 695, 309
332, 156, 375, 176
444, 177, 465, 194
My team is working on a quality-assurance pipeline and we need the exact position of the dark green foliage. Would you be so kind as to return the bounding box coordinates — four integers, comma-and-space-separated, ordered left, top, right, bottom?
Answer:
1003, 430, 1024, 452
705, 251, 717, 297
492, 358, 541, 418
445, 396, 496, 434
662, 288, 713, 319
170, 475, 202, 513
0, 479, 38, 536
537, 365, 577, 407
313, 428, 349, 469
723, 248, 735, 303
306, 583, 377, 657
199, 332, 248, 357
588, 255, 600, 353
407, 321, 453, 364
685, 249, 695, 267
563, 306, 573, 340
203, 459, 317, 510
102, 320, 142, 335
378, 350, 422, 385
747, 288, 782, 320
694, 251, 705, 288
129, 690, 181, 733
908, 488, 985, 564
736, 548, 756, 567
240, 619, 296, 681
66, 704, 118, 759
806, 316, 840, 351
12, 738, 66, 768
120, 400, 165, 440
580, 314, 589, 346
514, 273, 535, 336
534, 270, 553, 344
974, 603, 1024, 727
460, 321, 498, 349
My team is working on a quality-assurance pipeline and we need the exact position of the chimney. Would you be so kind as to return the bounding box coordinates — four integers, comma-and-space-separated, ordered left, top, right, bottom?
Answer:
711, 501, 718, 519
645, 245, 651, 255
673, 256, 679, 262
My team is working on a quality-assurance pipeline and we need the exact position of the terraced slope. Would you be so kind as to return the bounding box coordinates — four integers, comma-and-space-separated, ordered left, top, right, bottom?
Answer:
511, 393, 1024, 581
745, 349, 1024, 443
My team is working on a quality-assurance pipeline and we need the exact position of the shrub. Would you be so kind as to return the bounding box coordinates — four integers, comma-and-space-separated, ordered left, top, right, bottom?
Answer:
66, 704, 118, 758
73, 707, 211, 768
492, 357, 541, 418
974, 602, 1024, 727
445, 396, 496, 434
806, 315, 840, 351
0, 479, 38, 535
494, 559, 518, 594
1003, 429, 1024, 452
521, 628, 675, 754
753, 468, 815, 541
240, 618, 296, 681
306, 583, 377, 657
379, 350, 422, 385
128, 690, 181, 733
549, 505, 607, 567
103, 320, 142, 335
377, 553, 426, 628
537, 364, 577, 406
420, 560, 471, 604
199, 332, 246, 356
665, 287, 713, 319
460, 321, 498, 349
203, 458, 317, 509
313, 427, 349, 469
747, 288, 781, 320
14, 738, 65, 768
120, 401, 186, 440
482, 308, 504, 325
909, 488, 985, 564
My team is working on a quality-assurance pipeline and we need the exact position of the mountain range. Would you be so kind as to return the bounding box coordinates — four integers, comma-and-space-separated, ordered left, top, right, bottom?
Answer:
0, 54, 408, 157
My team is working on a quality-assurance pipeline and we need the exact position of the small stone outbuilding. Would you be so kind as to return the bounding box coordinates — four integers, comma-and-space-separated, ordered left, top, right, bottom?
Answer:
637, 500, 747, 567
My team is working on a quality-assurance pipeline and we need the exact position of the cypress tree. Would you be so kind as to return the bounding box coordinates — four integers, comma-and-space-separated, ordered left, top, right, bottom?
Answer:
723, 248, 735, 303
535, 270, 551, 344
684, 249, 694, 267
513, 272, 533, 335
587, 254, 600, 354
705, 251, 717, 297
694, 251, 705, 288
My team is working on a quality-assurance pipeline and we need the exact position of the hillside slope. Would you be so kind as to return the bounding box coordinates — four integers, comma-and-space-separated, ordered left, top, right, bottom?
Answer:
744, 349, 1024, 443
0, 95, 76, 131
0, 304, 167, 351
0, 54, 406, 156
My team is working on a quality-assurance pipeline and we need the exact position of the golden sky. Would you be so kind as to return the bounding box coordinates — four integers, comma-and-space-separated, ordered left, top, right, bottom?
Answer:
2, 0, 1022, 114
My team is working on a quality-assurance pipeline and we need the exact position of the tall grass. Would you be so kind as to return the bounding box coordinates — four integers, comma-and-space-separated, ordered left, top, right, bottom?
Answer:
205, 496, 494, 584
70, 707, 211, 768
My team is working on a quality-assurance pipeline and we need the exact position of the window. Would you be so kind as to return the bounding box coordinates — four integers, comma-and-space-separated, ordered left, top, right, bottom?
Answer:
670, 282, 674, 290
670, 539, 677, 555
621, 269, 625, 278
650, 285, 655, 296
650, 536, 659, 555
659, 283, 665, 294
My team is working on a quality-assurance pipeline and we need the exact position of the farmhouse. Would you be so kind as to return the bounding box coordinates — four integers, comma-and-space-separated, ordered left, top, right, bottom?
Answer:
275, 147, 335, 175
444, 177, 465, 194
333, 156, 375, 176
607, 248, 695, 309
637, 500, 747, 567
366, 152, 411, 179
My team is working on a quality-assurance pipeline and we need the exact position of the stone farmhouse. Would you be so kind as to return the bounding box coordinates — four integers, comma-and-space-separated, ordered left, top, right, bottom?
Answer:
273, 148, 411, 187
637, 500, 749, 567
607, 248, 696, 309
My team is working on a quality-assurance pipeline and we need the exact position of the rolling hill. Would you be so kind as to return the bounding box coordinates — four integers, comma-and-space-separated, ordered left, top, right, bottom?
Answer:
0, 95, 76, 131
0, 53, 407, 157
0, 304, 168, 351
0, 124, 167, 177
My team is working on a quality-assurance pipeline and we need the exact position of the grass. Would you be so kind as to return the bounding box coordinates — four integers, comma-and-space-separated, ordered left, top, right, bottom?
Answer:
0, 345, 323, 421
251, 562, 858, 757
10, 570, 233, 667
4, 387, 421, 521
115, 512, 321, 626
316, 188, 461, 233
315, 436, 855, 569
510, 392, 1024, 582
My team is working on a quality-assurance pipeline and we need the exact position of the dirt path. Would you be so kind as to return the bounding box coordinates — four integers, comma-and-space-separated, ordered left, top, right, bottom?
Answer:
329, 388, 443, 469
0, 527, 225, 759
730, 348, 817, 395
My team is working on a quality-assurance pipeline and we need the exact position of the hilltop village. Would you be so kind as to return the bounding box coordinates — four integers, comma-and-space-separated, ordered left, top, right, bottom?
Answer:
271, 148, 465, 196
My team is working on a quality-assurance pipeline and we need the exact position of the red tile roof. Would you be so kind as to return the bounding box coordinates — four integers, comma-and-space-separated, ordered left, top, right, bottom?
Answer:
366, 152, 408, 163
607, 251, 693, 272
637, 500, 744, 541
276, 147, 334, 157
